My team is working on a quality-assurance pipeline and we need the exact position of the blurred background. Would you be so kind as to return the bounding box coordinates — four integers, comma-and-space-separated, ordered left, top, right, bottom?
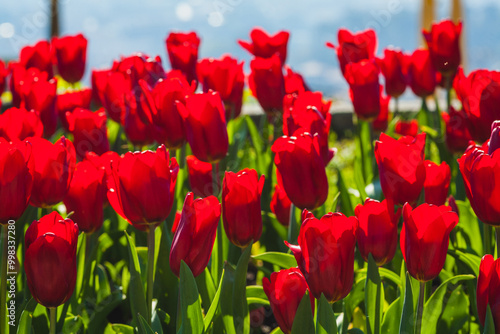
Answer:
1, 0, 500, 99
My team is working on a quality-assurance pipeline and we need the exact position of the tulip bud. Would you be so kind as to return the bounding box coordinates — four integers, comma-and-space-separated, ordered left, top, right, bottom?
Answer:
52, 34, 88, 83
424, 161, 451, 206
66, 108, 110, 159
248, 55, 285, 116
378, 49, 407, 98
19, 40, 53, 77
186, 155, 216, 198
477, 255, 500, 331
407, 49, 437, 98
423, 19, 462, 76
345, 60, 381, 121
165, 31, 200, 85
25, 212, 79, 307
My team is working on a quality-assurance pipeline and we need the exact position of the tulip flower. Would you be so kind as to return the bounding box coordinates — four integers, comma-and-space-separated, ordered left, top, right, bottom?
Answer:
272, 131, 329, 210
52, 34, 88, 83
0, 139, 33, 224
344, 60, 381, 121
326, 28, 377, 75
424, 161, 451, 206
66, 108, 110, 159
24, 212, 79, 307
28, 136, 76, 208
113, 53, 165, 87
165, 31, 200, 84
169, 192, 221, 277
138, 76, 193, 149
454, 68, 500, 142
64, 159, 106, 234
0, 107, 44, 141
238, 27, 290, 65
9, 64, 48, 107
91, 68, 112, 106
101, 70, 132, 123
400, 203, 458, 281
122, 92, 156, 147
283, 91, 331, 119
107, 145, 178, 231
284, 66, 310, 95
458, 124, 500, 225
177, 91, 229, 163
407, 49, 437, 98
477, 255, 500, 331
21, 77, 58, 138
286, 211, 358, 302
186, 155, 216, 198
0, 60, 7, 95
378, 48, 407, 98
222, 169, 265, 248
248, 55, 286, 116
270, 183, 292, 227
197, 55, 244, 120
375, 133, 426, 206
441, 107, 472, 153
57, 88, 92, 130
263, 267, 314, 334
423, 19, 462, 77
395, 120, 419, 137
372, 93, 390, 132
19, 40, 53, 77
355, 199, 401, 266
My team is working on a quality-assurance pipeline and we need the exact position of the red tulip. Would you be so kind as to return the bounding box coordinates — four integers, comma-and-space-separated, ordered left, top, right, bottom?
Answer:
0, 139, 33, 224
114, 53, 165, 87
400, 203, 458, 282
284, 66, 310, 95
28, 136, 76, 208
372, 93, 390, 132
52, 34, 88, 83
91, 68, 112, 106
355, 198, 401, 266
286, 211, 357, 302
283, 91, 331, 119
177, 91, 229, 163
326, 28, 377, 76
283, 94, 334, 165
0, 60, 7, 95
197, 55, 244, 120
64, 159, 106, 234
0, 107, 44, 141
24, 212, 78, 307
263, 267, 314, 334
85, 150, 121, 178
272, 131, 328, 210
454, 68, 500, 142
165, 31, 200, 84
375, 133, 426, 206
441, 107, 472, 153
122, 92, 156, 147
107, 145, 178, 231
477, 255, 500, 331
378, 49, 407, 98
101, 70, 131, 123
424, 161, 451, 206
458, 130, 500, 225
21, 76, 58, 138
169, 192, 221, 277
138, 75, 193, 149
270, 183, 292, 227
248, 55, 286, 116
395, 119, 419, 137
423, 19, 462, 76
345, 60, 381, 121
238, 27, 289, 65
186, 155, 216, 198
222, 169, 264, 248
407, 49, 437, 98
19, 40, 53, 77
57, 88, 92, 130
66, 108, 109, 159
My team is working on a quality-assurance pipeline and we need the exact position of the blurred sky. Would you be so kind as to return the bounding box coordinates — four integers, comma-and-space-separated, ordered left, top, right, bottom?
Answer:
1, 0, 500, 98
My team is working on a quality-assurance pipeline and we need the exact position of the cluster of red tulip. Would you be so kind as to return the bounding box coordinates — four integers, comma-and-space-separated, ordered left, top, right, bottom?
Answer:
1, 16, 500, 334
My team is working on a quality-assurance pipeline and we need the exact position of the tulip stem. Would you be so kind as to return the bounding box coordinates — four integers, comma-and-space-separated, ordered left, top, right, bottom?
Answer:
394, 97, 400, 118
495, 227, 500, 259
415, 281, 425, 334
179, 144, 186, 169
146, 227, 156, 325
0, 225, 7, 334
484, 224, 493, 256
212, 163, 219, 196
287, 204, 297, 243
49, 307, 57, 334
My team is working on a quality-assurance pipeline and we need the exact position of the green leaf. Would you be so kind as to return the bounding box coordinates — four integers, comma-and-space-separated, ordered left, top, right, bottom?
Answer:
330, 192, 341, 212
203, 269, 224, 333
138, 314, 156, 334
17, 298, 38, 334
399, 272, 414, 334
87, 289, 126, 332
447, 249, 481, 276
246, 285, 268, 300
270, 327, 285, 334
124, 231, 149, 327
246, 297, 270, 306
316, 293, 338, 334
195, 267, 216, 313
356, 267, 401, 292
337, 168, 355, 217
252, 252, 297, 269
421, 274, 474, 334
62, 314, 84, 333
455, 200, 483, 256
111, 324, 135, 334
232, 244, 252, 334
245, 116, 269, 174
381, 297, 401, 334
365, 254, 383, 334
484, 305, 496, 334
291, 292, 315, 334
178, 261, 204, 334
220, 263, 236, 334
